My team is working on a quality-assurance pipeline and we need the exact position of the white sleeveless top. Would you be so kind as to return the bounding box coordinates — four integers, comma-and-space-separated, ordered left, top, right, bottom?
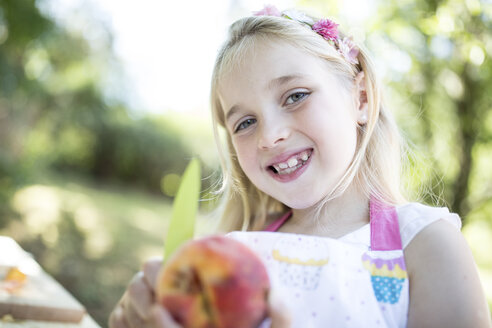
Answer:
226, 202, 461, 328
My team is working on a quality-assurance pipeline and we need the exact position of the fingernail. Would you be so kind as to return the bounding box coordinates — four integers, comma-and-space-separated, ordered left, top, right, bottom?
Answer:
114, 305, 123, 319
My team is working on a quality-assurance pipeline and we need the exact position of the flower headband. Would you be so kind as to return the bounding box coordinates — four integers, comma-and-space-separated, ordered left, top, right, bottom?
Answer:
253, 5, 359, 65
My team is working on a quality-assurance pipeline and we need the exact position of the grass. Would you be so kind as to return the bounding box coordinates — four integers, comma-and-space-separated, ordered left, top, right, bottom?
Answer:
1, 172, 217, 326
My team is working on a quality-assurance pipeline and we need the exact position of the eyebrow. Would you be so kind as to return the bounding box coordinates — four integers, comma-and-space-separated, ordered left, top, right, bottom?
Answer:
225, 74, 306, 123
267, 74, 305, 90
225, 105, 241, 124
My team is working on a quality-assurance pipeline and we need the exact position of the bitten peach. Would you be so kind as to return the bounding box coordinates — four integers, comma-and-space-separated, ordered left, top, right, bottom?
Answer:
156, 235, 270, 328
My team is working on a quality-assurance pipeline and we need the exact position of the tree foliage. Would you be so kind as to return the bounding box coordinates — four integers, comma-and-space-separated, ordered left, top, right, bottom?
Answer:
374, 0, 492, 221
0, 0, 194, 225
301, 0, 492, 224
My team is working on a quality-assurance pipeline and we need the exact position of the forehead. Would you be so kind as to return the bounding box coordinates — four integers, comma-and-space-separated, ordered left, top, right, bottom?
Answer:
221, 40, 322, 83
217, 39, 328, 101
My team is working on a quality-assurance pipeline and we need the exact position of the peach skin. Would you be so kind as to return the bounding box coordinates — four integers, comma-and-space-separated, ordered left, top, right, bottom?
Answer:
156, 235, 270, 328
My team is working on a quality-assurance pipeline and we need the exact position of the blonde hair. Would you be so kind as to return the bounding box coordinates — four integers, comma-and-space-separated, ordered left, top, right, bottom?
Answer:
210, 15, 406, 232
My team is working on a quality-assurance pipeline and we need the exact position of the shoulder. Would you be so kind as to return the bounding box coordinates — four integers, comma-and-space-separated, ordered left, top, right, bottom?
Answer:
404, 218, 491, 327
396, 202, 462, 249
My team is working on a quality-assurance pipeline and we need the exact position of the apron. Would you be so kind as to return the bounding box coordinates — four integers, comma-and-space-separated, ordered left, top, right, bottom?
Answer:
227, 200, 409, 328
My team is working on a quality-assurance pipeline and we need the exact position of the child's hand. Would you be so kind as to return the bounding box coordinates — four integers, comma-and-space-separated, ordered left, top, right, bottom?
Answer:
108, 257, 182, 328
109, 257, 290, 328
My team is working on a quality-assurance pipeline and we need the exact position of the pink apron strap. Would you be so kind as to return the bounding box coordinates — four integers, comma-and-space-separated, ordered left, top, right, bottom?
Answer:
264, 211, 292, 232
370, 197, 403, 251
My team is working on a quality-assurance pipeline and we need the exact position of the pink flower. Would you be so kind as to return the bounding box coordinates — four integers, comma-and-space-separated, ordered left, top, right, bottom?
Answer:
312, 18, 339, 41
338, 37, 359, 65
253, 5, 281, 17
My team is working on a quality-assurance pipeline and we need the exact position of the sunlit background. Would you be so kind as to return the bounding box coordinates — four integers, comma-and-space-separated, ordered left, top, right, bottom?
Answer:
0, 0, 491, 326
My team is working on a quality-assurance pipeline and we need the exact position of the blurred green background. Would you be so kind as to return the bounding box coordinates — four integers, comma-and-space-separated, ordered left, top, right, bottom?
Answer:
0, 0, 491, 326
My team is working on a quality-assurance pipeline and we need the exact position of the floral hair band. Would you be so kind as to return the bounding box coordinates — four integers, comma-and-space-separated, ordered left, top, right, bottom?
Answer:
253, 5, 359, 65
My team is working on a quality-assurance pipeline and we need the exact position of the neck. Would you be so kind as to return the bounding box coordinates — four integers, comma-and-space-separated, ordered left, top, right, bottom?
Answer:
281, 184, 370, 238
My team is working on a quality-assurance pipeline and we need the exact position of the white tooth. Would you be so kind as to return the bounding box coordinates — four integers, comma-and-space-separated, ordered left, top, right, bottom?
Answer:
278, 162, 288, 169
280, 166, 295, 175
287, 157, 298, 168
301, 152, 308, 161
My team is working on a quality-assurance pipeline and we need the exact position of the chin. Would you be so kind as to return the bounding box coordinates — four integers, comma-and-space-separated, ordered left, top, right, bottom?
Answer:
277, 194, 323, 210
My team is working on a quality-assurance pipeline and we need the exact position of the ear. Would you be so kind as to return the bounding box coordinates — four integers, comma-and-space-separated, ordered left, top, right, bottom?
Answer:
354, 71, 368, 125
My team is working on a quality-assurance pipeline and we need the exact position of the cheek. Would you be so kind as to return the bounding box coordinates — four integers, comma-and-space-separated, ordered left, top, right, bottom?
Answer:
337, 125, 358, 161
334, 124, 358, 165
303, 110, 358, 161
232, 139, 257, 174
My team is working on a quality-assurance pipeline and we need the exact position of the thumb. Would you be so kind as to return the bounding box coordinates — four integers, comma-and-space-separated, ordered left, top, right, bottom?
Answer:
143, 256, 163, 290
268, 290, 292, 328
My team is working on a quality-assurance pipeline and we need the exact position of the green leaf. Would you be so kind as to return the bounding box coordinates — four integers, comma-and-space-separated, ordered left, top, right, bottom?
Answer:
163, 158, 201, 261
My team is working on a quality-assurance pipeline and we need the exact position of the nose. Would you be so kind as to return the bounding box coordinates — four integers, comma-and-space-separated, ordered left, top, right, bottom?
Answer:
257, 115, 291, 150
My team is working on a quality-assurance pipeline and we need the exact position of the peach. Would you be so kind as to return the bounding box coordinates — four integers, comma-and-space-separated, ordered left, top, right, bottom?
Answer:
156, 235, 270, 328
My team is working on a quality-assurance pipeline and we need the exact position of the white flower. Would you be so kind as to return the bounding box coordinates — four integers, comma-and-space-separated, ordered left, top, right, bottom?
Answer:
281, 9, 315, 25
337, 37, 359, 65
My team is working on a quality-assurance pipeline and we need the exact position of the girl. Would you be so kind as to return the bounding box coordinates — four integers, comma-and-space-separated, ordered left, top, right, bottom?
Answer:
109, 6, 491, 328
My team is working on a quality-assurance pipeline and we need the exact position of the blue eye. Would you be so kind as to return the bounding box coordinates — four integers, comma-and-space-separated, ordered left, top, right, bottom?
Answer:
235, 118, 256, 133
286, 92, 308, 105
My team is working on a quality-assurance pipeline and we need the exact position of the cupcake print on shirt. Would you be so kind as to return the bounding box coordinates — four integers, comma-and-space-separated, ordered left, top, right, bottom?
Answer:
272, 236, 329, 290
361, 252, 407, 304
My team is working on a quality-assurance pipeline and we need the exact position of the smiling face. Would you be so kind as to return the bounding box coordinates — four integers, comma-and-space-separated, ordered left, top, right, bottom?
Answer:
218, 40, 364, 209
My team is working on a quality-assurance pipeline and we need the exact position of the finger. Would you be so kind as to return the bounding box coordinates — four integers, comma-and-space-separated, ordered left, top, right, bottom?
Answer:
128, 271, 154, 320
151, 304, 183, 328
143, 256, 163, 290
122, 295, 147, 328
109, 304, 130, 328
